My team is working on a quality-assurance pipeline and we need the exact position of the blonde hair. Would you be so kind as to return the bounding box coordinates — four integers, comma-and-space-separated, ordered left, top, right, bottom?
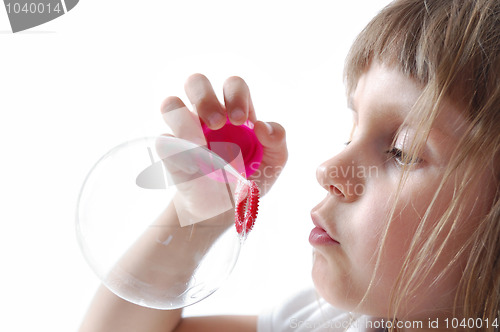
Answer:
344, 0, 500, 330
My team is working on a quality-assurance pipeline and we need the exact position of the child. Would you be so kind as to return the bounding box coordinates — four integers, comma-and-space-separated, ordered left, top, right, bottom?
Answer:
80, 0, 500, 331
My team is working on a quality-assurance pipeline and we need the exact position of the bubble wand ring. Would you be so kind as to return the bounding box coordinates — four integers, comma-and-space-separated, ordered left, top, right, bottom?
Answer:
235, 180, 260, 238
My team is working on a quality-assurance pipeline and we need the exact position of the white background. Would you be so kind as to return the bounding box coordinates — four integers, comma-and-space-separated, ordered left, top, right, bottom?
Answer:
0, 1, 391, 331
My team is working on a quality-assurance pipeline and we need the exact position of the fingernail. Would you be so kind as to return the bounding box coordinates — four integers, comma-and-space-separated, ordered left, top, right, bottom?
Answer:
208, 112, 224, 127
265, 122, 273, 135
231, 108, 245, 122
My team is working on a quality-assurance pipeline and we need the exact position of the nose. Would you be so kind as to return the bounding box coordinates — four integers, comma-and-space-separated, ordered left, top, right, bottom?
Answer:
316, 147, 366, 202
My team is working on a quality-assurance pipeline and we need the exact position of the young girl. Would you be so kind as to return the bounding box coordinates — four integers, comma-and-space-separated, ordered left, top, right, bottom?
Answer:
80, 0, 500, 331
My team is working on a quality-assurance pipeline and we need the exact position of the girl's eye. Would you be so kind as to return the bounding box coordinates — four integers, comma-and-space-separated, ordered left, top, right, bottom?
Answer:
386, 147, 422, 166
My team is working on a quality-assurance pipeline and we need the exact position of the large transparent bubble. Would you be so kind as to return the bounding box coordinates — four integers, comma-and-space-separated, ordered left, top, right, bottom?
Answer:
76, 135, 259, 309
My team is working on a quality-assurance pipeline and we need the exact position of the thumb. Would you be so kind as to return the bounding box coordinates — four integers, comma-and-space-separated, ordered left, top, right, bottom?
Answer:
254, 120, 288, 170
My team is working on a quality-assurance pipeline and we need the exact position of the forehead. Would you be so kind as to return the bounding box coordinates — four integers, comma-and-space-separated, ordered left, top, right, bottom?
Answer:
351, 63, 422, 114
349, 62, 467, 141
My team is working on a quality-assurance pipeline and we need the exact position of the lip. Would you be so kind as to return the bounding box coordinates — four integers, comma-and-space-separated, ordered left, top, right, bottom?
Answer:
309, 212, 339, 246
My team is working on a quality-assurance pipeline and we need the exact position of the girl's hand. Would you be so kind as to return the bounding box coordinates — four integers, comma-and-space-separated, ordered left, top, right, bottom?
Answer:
160, 74, 288, 196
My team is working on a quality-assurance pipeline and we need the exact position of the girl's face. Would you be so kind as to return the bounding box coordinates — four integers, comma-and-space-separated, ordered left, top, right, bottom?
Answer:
311, 63, 494, 320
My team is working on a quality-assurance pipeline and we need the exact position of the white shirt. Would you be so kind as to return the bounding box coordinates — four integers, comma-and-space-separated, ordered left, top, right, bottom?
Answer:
257, 288, 387, 332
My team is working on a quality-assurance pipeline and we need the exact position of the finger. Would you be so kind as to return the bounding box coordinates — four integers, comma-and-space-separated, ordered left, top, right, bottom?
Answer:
248, 96, 257, 124
184, 73, 226, 130
160, 96, 206, 146
223, 76, 256, 125
254, 121, 288, 167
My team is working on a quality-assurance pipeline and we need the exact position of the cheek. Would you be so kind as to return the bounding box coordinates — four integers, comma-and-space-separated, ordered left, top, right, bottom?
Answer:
346, 200, 389, 266
340, 182, 434, 304
314, 199, 394, 311
385, 176, 454, 256
377, 184, 439, 277
371, 176, 466, 312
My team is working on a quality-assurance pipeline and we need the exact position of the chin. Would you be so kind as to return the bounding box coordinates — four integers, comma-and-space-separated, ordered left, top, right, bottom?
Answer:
311, 250, 375, 314
311, 250, 349, 310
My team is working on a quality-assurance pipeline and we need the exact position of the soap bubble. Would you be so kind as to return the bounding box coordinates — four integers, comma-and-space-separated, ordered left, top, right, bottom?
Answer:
76, 135, 256, 309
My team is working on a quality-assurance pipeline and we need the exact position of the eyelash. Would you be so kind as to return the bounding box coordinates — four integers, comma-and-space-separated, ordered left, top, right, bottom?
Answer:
344, 141, 422, 166
386, 147, 422, 166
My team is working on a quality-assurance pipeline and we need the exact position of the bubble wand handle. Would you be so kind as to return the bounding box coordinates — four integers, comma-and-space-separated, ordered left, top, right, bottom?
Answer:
201, 117, 262, 239
202, 118, 263, 177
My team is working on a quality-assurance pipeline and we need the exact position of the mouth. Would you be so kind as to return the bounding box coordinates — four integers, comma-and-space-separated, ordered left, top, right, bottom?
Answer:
309, 213, 340, 246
